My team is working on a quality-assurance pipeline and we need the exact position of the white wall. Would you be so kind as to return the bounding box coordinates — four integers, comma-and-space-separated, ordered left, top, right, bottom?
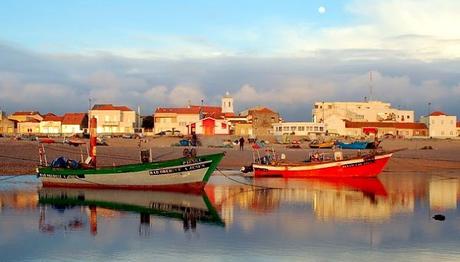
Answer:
312, 101, 415, 124
62, 124, 83, 134
39, 121, 61, 134
154, 113, 200, 135
421, 115, 457, 138
273, 122, 326, 136
90, 110, 135, 134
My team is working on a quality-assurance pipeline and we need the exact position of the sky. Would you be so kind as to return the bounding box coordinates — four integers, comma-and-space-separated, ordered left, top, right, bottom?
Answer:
1, 0, 460, 120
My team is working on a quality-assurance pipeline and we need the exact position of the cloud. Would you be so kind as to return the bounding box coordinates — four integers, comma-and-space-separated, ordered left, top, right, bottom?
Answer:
0, 42, 459, 120
143, 85, 205, 107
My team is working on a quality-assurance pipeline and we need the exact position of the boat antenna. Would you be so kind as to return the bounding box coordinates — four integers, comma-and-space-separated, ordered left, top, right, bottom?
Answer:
89, 117, 97, 167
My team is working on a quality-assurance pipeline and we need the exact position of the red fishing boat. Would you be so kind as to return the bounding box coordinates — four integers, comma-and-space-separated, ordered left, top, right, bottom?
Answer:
244, 149, 398, 178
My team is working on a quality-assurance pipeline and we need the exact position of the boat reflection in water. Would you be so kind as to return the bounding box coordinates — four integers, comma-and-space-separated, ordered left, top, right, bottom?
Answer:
38, 188, 224, 235
209, 176, 415, 223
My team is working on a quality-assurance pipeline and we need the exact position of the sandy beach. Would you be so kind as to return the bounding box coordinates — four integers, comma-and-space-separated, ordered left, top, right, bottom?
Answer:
1, 136, 460, 175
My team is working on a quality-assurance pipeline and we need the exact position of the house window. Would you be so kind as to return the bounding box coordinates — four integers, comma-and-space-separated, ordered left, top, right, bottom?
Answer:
290, 126, 297, 131
283, 127, 289, 131
320, 127, 324, 131
407, 115, 410, 119
441, 120, 444, 125
314, 126, 318, 131
221, 123, 227, 129
271, 117, 276, 122
450, 131, 453, 135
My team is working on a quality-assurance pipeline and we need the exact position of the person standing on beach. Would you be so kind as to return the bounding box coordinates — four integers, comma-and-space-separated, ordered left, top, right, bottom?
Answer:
191, 132, 197, 147
239, 137, 245, 151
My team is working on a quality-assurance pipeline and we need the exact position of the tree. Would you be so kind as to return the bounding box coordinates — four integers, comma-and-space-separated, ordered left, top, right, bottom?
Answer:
142, 116, 154, 130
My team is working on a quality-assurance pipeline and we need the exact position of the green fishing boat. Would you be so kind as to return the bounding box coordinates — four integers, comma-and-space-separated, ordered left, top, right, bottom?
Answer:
37, 117, 224, 192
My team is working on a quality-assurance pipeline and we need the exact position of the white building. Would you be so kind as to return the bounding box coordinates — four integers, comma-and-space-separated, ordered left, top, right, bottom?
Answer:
61, 113, 88, 134
89, 104, 136, 134
154, 107, 201, 135
273, 122, 326, 136
420, 111, 457, 138
189, 117, 230, 135
39, 114, 62, 134
154, 93, 236, 135
312, 100, 415, 135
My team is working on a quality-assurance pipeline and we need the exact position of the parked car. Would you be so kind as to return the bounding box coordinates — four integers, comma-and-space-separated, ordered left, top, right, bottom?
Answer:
383, 133, 396, 139
97, 137, 108, 146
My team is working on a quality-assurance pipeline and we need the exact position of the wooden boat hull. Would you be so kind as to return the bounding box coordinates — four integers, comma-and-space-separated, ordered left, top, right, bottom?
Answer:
37, 153, 224, 193
253, 153, 392, 178
309, 141, 335, 149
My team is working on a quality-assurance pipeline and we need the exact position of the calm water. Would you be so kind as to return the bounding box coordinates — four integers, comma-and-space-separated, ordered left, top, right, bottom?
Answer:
0, 172, 459, 262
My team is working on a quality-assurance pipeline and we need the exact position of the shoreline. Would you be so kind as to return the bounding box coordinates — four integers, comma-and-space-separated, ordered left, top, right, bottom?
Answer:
1, 137, 460, 176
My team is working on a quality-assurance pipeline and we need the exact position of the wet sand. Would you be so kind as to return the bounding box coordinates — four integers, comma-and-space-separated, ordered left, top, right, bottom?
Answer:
1, 136, 460, 175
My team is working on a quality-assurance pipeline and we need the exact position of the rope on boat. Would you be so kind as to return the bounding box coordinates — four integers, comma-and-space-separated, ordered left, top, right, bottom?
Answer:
0, 154, 38, 163
45, 146, 177, 162
0, 175, 23, 182
215, 168, 284, 190
44, 146, 139, 161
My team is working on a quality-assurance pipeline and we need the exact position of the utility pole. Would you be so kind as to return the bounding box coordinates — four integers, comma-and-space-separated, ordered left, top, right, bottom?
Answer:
369, 71, 373, 101
137, 105, 141, 130
88, 97, 93, 134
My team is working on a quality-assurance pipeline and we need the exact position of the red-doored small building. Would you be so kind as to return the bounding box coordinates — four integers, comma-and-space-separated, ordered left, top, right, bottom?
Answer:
188, 117, 230, 135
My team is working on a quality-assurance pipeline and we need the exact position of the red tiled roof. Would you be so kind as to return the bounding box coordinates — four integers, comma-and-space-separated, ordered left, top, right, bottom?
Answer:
430, 111, 446, 116
155, 107, 201, 114
190, 105, 237, 119
249, 107, 276, 114
42, 115, 63, 122
42, 113, 56, 117
457, 122, 460, 128
12, 111, 40, 116
345, 121, 427, 129
21, 119, 41, 123
92, 104, 133, 111
62, 113, 87, 125
190, 105, 222, 113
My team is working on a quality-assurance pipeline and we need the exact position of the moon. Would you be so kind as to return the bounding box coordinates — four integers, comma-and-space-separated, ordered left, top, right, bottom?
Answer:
318, 6, 326, 14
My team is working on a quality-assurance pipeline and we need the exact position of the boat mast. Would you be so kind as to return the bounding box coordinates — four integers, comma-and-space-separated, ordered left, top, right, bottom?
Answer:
89, 117, 97, 167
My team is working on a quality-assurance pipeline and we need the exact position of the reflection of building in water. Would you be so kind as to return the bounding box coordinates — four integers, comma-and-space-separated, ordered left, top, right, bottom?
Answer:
0, 191, 38, 211
313, 191, 391, 221
208, 186, 235, 225
209, 179, 415, 223
429, 178, 458, 211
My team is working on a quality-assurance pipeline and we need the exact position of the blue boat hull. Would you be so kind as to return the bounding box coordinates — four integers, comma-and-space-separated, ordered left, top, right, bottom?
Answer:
336, 141, 369, 149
